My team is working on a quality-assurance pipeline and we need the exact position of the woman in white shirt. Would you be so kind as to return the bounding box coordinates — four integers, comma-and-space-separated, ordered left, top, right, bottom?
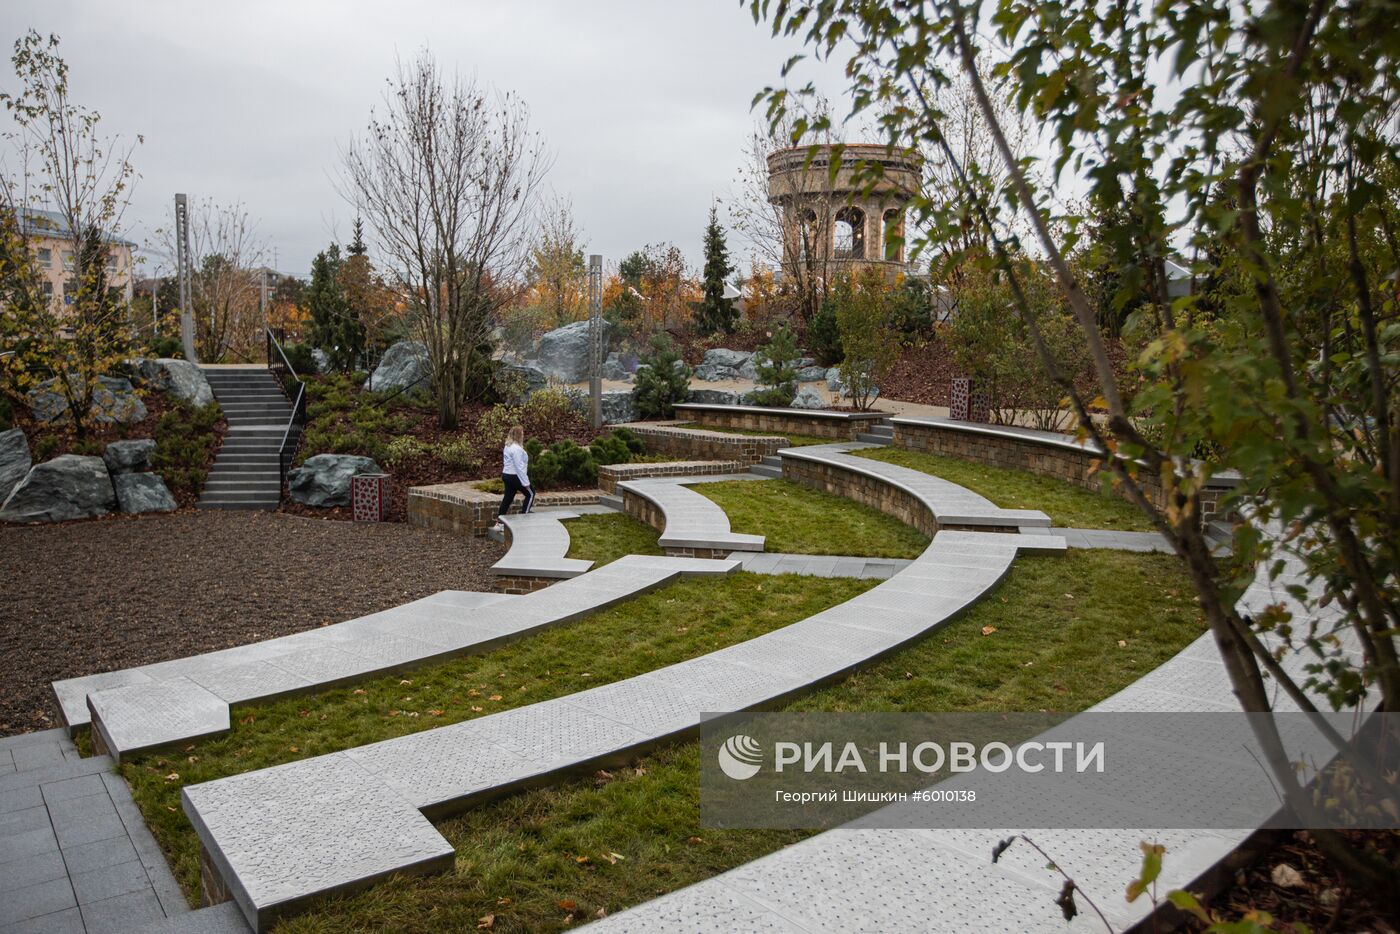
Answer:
494, 425, 534, 530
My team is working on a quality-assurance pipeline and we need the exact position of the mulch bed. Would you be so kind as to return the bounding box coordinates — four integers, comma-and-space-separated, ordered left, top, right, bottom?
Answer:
0, 509, 504, 737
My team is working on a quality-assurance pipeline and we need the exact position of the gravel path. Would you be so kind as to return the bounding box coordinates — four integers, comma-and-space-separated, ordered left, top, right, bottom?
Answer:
0, 511, 504, 736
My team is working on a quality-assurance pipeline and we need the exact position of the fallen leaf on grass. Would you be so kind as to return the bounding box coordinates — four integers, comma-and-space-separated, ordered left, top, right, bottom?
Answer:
981, 626, 998, 636
1118, 640, 1128, 648
399, 679, 412, 686
288, 746, 298, 753
688, 836, 705, 845
574, 855, 591, 864
477, 914, 494, 929
471, 706, 484, 712
489, 695, 503, 701
353, 689, 366, 696
429, 709, 445, 717
602, 851, 626, 864
164, 772, 179, 782
558, 899, 578, 911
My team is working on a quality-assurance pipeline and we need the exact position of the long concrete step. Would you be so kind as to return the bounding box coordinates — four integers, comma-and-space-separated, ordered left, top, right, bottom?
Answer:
749, 464, 783, 478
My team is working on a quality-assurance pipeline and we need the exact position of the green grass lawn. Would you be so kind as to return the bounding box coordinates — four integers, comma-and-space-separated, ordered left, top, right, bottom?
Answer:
674, 422, 831, 446
565, 513, 664, 566
695, 479, 929, 558
122, 549, 1201, 932
854, 446, 1155, 532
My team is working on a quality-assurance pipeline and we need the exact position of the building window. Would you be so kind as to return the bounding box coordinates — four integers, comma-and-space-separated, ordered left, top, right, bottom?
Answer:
834, 206, 866, 260
41, 281, 54, 304
36, 247, 52, 265
883, 209, 903, 262
61, 250, 75, 271
63, 278, 78, 305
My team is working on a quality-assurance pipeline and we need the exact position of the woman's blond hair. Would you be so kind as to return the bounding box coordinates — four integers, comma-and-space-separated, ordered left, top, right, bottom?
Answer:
505, 424, 525, 447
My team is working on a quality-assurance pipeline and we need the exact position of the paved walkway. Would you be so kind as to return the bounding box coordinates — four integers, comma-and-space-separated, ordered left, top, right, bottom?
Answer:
0, 730, 190, 934
728, 552, 912, 579
1043, 527, 1173, 552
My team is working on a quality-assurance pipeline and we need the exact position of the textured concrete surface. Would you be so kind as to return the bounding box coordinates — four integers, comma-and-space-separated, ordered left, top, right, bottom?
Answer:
728, 552, 913, 580
180, 531, 1058, 931
617, 476, 766, 552
492, 511, 594, 579
582, 526, 1361, 934
780, 443, 1052, 529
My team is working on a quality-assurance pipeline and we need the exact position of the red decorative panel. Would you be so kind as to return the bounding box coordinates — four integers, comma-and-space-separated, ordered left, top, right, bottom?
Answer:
352, 474, 391, 522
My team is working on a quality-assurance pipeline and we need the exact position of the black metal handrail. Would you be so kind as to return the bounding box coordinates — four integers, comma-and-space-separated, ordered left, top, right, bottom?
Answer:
265, 327, 307, 486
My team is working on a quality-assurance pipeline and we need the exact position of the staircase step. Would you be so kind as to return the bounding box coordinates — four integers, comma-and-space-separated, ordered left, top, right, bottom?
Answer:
760, 455, 783, 468
750, 464, 783, 478
855, 432, 890, 445
598, 493, 624, 512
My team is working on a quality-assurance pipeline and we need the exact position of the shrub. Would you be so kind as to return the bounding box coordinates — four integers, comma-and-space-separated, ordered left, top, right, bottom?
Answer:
0, 396, 11, 432
519, 388, 588, 442
382, 436, 429, 467
833, 269, 900, 411
807, 302, 844, 365
146, 335, 183, 359
749, 324, 800, 407
151, 401, 223, 500
632, 335, 692, 419
887, 276, 936, 335
434, 436, 480, 470
282, 342, 317, 377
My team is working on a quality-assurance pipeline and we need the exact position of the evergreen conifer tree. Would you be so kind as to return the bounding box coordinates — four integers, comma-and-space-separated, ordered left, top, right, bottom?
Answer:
695, 205, 737, 335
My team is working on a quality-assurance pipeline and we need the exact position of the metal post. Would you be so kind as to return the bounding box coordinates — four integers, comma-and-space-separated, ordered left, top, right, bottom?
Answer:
588, 254, 603, 431
175, 194, 198, 362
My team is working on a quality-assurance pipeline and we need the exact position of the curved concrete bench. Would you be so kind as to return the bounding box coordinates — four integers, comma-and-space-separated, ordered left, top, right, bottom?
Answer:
491, 511, 594, 586
181, 530, 1062, 931
618, 476, 766, 558
779, 442, 1051, 535
66, 556, 738, 763
583, 529, 1359, 934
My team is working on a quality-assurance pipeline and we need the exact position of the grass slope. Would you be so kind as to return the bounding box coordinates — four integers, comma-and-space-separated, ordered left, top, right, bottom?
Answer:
694, 479, 929, 558
854, 446, 1154, 532
124, 550, 1201, 932
564, 514, 664, 567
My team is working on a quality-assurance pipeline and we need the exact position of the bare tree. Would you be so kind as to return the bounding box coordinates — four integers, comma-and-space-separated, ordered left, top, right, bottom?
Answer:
528, 194, 586, 326
341, 50, 550, 428
160, 198, 266, 362
0, 31, 140, 435
729, 107, 841, 322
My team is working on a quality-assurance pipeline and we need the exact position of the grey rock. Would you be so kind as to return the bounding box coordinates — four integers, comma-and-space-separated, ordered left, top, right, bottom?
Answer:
796, 365, 827, 382
27, 377, 147, 425
792, 386, 826, 409
103, 438, 157, 475
127, 357, 165, 385
364, 341, 429, 394
0, 428, 32, 503
535, 319, 612, 383
693, 364, 740, 382
826, 367, 846, 392
501, 364, 548, 404
155, 359, 214, 407
602, 353, 630, 381
0, 454, 115, 523
700, 348, 752, 370
795, 356, 816, 368
737, 356, 760, 381
687, 388, 740, 405
288, 454, 383, 508
312, 348, 332, 374
600, 391, 638, 425
114, 472, 177, 514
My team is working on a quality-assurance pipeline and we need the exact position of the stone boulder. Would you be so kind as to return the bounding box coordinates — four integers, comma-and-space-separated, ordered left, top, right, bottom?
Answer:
103, 439, 157, 475
687, 388, 739, 405
0, 454, 115, 523
795, 365, 827, 382
600, 391, 638, 425
602, 352, 630, 381
127, 357, 165, 385
114, 472, 177, 514
501, 363, 548, 404
311, 348, 332, 374
737, 356, 761, 381
0, 428, 32, 503
825, 367, 845, 393
27, 377, 147, 425
701, 348, 752, 370
288, 454, 383, 508
365, 341, 429, 394
535, 319, 612, 383
155, 359, 214, 408
791, 386, 826, 410
693, 364, 740, 382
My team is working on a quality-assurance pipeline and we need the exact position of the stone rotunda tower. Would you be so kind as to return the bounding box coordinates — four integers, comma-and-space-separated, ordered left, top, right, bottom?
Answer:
766, 143, 922, 275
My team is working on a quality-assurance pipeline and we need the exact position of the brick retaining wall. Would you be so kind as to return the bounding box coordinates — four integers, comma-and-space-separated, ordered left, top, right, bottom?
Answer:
891, 418, 1231, 524
672, 403, 887, 441
598, 460, 745, 494
407, 482, 601, 538
780, 457, 1019, 537
617, 423, 787, 465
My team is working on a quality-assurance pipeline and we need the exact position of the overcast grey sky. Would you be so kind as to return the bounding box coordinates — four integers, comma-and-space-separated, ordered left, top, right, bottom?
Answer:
1, 0, 850, 280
